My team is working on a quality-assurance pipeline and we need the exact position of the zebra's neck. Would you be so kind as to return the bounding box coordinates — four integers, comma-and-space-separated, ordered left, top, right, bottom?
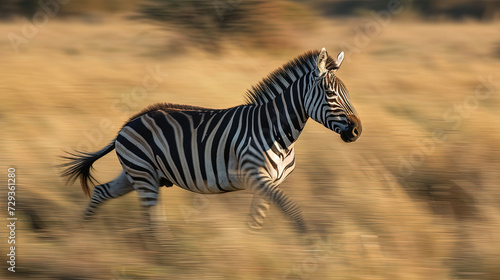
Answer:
257, 73, 313, 149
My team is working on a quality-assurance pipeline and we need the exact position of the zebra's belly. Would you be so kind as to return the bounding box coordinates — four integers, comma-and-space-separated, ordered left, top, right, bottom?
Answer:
167, 173, 244, 194
157, 153, 244, 194
175, 179, 242, 194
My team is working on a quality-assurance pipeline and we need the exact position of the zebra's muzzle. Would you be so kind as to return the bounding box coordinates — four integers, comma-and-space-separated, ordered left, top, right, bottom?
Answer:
340, 115, 362, 143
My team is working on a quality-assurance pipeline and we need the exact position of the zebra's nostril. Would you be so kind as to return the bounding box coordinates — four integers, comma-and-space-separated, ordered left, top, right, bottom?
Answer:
352, 127, 359, 137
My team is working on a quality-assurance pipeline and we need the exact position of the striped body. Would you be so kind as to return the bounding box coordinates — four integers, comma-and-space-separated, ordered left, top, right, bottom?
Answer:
61, 48, 362, 233
116, 73, 309, 199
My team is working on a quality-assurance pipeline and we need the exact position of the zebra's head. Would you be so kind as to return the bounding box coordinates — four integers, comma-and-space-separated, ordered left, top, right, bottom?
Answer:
306, 48, 362, 143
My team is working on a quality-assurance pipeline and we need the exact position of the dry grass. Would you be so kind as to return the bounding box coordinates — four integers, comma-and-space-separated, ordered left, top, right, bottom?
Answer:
1, 14, 499, 280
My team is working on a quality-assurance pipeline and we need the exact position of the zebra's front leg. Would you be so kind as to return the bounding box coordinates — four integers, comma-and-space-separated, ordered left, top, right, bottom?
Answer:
250, 177, 307, 234
246, 195, 271, 232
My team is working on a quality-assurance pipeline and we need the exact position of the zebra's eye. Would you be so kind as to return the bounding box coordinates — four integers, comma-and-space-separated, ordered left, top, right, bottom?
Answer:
326, 90, 335, 97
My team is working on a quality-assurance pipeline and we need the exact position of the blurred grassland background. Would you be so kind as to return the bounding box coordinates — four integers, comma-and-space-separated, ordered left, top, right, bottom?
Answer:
1, 0, 500, 279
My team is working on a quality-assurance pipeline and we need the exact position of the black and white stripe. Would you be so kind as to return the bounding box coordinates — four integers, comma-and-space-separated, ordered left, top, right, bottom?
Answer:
61, 48, 362, 233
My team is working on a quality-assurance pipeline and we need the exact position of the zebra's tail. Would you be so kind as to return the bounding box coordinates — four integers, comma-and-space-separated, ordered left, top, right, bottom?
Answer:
59, 139, 116, 198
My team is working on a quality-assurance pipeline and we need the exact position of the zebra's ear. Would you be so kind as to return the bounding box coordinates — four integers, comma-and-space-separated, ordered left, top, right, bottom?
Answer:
332, 51, 344, 70
317, 47, 328, 75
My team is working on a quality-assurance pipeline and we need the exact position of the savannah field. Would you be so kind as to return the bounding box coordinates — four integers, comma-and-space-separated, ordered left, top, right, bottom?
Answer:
1, 4, 500, 280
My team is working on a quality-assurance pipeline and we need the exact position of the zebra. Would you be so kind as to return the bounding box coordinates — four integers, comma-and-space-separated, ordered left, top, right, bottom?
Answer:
61, 48, 362, 234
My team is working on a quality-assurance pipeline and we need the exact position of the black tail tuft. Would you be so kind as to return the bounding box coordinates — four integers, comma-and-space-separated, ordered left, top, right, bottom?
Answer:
59, 141, 115, 198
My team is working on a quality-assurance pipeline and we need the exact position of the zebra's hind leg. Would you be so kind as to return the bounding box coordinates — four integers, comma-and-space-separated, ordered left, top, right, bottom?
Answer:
132, 181, 178, 262
137, 183, 174, 239
84, 170, 133, 220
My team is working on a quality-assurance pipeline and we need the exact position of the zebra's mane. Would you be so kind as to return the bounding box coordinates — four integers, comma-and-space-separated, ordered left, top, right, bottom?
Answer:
244, 50, 339, 105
